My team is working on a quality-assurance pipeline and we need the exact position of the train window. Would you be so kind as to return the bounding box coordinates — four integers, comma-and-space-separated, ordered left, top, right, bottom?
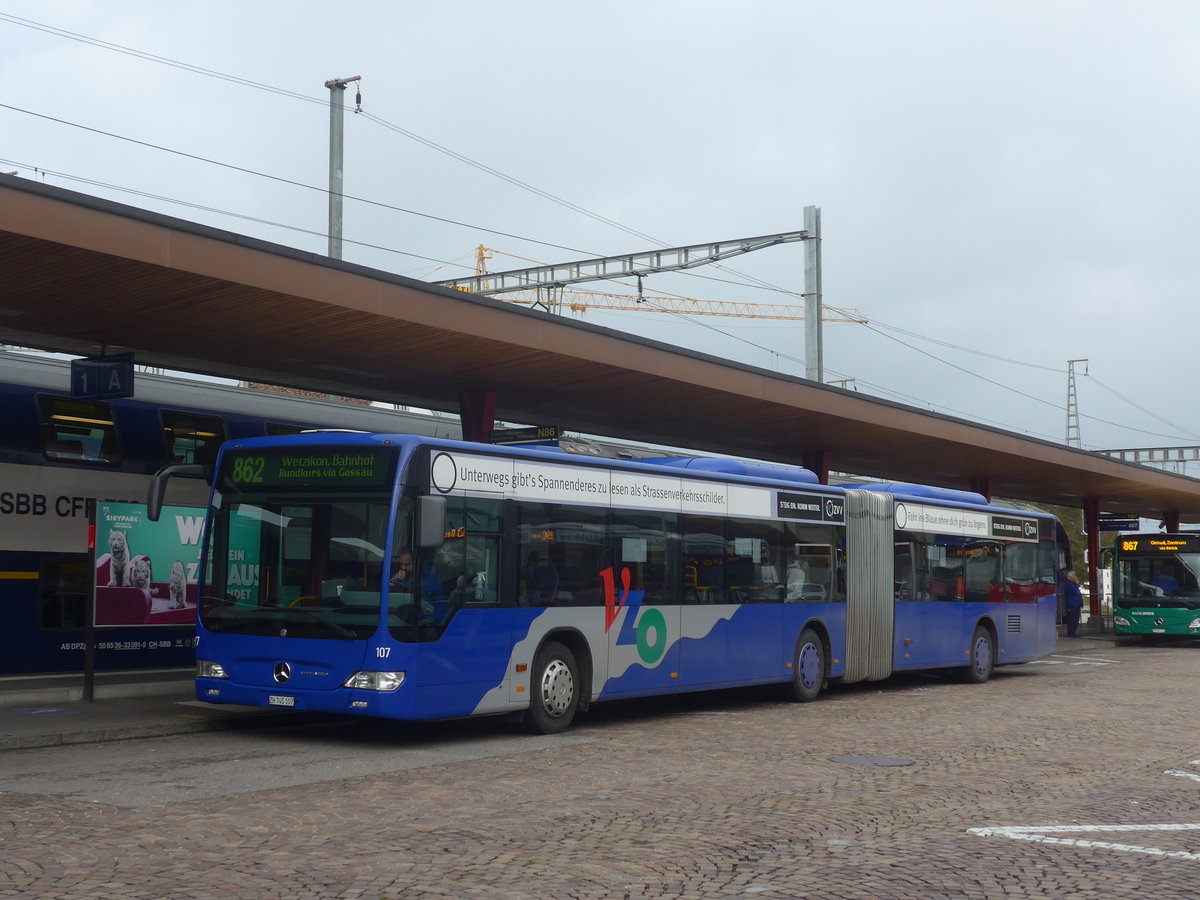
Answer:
36, 395, 122, 465
38, 558, 88, 629
265, 422, 309, 436
161, 411, 227, 465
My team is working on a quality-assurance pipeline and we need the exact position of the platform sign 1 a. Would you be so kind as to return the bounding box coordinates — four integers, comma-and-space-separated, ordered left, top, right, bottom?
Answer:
71, 353, 135, 400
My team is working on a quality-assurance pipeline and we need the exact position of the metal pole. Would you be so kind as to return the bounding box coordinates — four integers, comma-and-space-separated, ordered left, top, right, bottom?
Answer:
1065, 358, 1087, 447
84, 502, 97, 702
325, 76, 361, 260
803, 205, 823, 382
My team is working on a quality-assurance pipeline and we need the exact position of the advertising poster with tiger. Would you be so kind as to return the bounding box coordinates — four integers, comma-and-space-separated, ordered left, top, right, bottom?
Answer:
93, 501, 203, 627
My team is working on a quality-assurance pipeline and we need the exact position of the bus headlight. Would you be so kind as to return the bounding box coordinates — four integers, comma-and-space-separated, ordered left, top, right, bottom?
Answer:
343, 671, 405, 692
197, 659, 228, 679
1188, 618, 1200, 629
1113, 616, 1132, 628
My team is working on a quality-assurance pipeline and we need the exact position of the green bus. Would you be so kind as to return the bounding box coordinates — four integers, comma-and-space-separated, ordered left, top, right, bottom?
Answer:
1111, 533, 1200, 637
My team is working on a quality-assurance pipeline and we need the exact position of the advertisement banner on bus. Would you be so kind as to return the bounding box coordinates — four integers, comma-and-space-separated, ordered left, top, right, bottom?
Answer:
428, 450, 776, 517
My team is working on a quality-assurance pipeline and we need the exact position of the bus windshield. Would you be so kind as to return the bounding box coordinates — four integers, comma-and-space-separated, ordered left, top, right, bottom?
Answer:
1116, 551, 1200, 609
201, 446, 400, 639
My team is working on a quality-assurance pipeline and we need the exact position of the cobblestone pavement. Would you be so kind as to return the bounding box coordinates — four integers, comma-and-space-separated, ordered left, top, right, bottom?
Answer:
3, 643, 1199, 899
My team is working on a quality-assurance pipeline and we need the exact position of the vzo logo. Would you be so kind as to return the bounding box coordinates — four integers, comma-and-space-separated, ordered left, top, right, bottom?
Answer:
600, 567, 664, 664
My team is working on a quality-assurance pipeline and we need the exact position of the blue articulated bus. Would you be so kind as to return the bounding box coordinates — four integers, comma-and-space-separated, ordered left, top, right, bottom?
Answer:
0, 349, 459, 676
171, 431, 1068, 733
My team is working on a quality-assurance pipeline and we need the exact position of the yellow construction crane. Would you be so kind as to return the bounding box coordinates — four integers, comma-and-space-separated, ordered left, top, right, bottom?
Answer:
464, 246, 867, 323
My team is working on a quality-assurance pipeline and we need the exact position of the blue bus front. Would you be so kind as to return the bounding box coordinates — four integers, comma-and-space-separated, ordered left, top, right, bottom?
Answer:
194, 435, 498, 720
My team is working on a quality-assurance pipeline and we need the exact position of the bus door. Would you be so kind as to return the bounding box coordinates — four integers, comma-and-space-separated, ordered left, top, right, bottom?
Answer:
677, 530, 782, 687
990, 539, 1047, 658
410, 502, 513, 719
598, 518, 681, 698
892, 534, 965, 669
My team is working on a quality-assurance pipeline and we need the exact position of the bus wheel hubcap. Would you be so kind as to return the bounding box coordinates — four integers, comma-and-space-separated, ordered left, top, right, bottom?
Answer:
540, 659, 573, 716
799, 642, 820, 688
975, 639, 991, 673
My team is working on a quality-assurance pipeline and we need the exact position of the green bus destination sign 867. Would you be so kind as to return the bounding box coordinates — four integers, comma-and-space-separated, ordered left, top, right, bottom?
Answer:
223, 448, 395, 489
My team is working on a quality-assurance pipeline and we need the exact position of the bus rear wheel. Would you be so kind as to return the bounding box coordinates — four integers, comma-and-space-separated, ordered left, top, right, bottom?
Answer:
522, 641, 579, 734
785, 628, 825, 702
960, 625, 994, 684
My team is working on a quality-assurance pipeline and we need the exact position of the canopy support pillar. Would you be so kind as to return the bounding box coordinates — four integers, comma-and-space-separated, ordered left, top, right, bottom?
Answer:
459, 390, 496, 443
1083, 496, 1101, 616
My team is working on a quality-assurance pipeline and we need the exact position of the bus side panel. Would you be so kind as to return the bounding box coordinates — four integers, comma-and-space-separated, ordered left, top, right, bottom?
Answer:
721, 603, 785, 682
600, 603, 681, 698
892, 600, 964, 669
1038, 594, 1058, 659
987, 598, 1045, 664
413, 608, 516, 719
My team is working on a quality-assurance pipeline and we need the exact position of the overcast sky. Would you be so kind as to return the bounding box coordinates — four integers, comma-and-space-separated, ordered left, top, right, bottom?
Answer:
3, 1, 1199, 464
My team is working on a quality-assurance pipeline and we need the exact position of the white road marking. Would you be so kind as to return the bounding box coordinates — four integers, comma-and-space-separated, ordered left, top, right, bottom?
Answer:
1049, 654, 1119, 663
967, 824, 1200, 861
1018, 657, 1112, 667
971, 760, 1200, 860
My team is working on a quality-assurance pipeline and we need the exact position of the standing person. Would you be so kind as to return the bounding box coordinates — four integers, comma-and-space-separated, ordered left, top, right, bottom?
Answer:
758, 548, 779, 585
1063, 568, 1083, 638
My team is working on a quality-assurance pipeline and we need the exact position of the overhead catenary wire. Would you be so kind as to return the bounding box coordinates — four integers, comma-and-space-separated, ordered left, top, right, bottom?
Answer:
2, 104, 1187, 448
1086, 374, 1200, 442
0, 12, 815, 298
858, 323, 1199, 444
0, 155, 463, 271
0, 102, 605, 259
3, 12, 1194, 450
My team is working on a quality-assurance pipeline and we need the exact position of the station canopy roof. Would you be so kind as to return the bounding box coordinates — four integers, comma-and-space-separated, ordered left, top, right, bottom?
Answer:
3, 174, 1200, 522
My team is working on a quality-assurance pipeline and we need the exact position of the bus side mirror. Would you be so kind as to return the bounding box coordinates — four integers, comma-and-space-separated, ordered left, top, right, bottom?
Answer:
147, 463, 209, 521
1098, 547, 1114, 568
417, 494, 446, 548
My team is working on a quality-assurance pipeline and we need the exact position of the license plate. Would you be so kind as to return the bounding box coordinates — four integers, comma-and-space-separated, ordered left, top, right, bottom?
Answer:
268, 695, 295, 707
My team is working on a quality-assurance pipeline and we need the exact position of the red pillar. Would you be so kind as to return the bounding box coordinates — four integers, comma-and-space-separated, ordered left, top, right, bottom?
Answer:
1083, 496, 1101, 616
1163, 510, 1181, 533
458, 390, 496, 444
969, 477, 992, 503
802, 448, 830, 485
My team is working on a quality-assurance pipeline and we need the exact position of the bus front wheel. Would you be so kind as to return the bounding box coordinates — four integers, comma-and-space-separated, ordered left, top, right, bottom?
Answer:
960, 625, 994, 684
522, 641, 579, 734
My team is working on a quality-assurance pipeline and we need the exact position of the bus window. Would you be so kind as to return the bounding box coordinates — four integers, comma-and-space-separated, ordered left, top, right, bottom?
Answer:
784, 523, 839, 603
433, 497, 504, 606
611, 510, 675, 606
893, 542, 914, 602
925, 539, 964, 601
681, 515, 728, 604
963, 541, 1001, 602
727, 520, 787, 603
518, 503, 606, 607
161, 411, 227, 465
37, 395, 122, 464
